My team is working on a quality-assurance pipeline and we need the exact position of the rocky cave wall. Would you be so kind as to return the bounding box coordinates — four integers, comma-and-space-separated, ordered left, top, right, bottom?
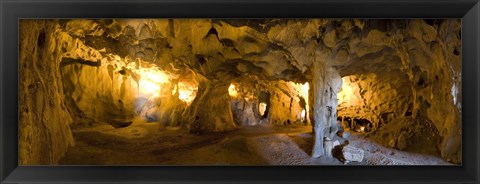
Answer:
230, 79, 309, 126
19, 19, 461, 164
19, 20, 75, 164
335, 20, 461, 163
268, 81, 309, 126
337, 72, 413, 131
410, 20, 462, 163
61, 57, 139, 125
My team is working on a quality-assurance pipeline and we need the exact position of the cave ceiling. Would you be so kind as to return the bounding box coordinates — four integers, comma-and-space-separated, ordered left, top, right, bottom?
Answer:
57, 19, 458, 86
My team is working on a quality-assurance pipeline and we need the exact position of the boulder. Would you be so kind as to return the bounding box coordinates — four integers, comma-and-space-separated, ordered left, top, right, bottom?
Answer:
342, 145, 364, 163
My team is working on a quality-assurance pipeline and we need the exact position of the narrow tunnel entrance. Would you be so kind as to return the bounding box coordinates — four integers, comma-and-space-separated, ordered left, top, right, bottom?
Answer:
337, 116, 373, 133
299, 97, 307, 124
258, 91, 270, 119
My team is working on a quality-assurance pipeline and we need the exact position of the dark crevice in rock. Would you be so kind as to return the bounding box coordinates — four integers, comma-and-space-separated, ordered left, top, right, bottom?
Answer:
37, 31, 46, 46
60, 58, 101, 67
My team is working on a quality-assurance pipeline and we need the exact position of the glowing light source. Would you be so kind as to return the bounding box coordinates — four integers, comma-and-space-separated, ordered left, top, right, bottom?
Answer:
289, 82, 309, 101
301, 109, 306, 121
177, 82, 197, 104
139, 80, 161, 96
289, 82, 310, 123
137, 67, 171, 97
299, 82, 309, 100
259, 102, 267, 116
338, 76, 357, 104
228, 84, 238, 97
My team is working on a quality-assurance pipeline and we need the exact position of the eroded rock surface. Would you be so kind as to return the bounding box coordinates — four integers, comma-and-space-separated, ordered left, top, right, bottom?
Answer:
19, 20, 74, 164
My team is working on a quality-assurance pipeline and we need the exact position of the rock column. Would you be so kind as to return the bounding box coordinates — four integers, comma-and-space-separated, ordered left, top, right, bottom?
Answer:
310, 61, 342, 158
183, 78, 237, 134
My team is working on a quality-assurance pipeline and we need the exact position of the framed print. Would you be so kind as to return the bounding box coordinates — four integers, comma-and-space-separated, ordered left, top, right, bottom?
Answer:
1, 0, 479, 183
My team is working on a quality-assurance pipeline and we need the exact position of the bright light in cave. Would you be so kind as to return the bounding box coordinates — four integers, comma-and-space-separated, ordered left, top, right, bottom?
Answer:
301, 109, 306, 121
177, 82, 198, 104
137, 67, 171, 97
228, 84, 238, 97
338, 76, 357, 104
290, 82, 309, 119
259, 102, 267, 116
290, 82, 309, 101
300, 82, 309, 100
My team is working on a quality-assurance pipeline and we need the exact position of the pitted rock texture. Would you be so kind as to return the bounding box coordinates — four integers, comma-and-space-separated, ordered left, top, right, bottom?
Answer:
230, 79, 309, 127
337, 73, 413, 130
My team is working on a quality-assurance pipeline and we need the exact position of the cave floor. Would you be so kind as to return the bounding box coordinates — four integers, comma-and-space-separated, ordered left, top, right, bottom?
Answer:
59, 120, 452, 165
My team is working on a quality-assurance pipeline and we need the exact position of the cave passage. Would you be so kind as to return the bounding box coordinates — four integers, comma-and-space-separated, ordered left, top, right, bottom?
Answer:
258, 91, 270, 118
19, 19, 461, 165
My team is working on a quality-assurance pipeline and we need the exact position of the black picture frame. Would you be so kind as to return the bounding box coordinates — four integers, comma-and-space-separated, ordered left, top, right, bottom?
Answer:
1, 0, 479, 183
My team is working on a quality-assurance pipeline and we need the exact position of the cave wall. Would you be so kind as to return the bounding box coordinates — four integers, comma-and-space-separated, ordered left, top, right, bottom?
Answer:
231, 98, 261, 126
230, 82, 264, 126
408, 20, 462, 163
268, 81, 308, 126
19, 20, 74, 164
333, 20, 461, 163
61, 60, 139, 123
230, 80, 308, 126
337, 72, 413, 129
268, 90, 305, 126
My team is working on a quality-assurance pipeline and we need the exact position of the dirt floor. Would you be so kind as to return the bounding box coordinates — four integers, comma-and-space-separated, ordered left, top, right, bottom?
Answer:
59, 119, 453, 165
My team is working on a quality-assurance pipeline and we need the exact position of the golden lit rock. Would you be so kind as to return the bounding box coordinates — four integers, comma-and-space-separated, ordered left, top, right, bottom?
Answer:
228, 84, 238, 97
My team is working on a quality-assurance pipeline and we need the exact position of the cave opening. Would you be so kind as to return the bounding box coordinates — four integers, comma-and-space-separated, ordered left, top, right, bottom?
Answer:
338, 116, 373, 134
19, 19, 461, 166
258, 91, 270, 119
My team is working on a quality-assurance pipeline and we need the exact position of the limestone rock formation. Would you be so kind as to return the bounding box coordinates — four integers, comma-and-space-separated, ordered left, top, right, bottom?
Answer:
183, 80, 236, 134
19, 20, 74, 164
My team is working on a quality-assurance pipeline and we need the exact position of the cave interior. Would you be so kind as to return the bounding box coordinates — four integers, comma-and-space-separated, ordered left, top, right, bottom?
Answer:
19, 19, 462, 165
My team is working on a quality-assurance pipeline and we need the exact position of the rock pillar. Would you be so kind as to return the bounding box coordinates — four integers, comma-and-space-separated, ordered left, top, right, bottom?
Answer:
310, 61, 342, 158
183, 78, 237, 134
